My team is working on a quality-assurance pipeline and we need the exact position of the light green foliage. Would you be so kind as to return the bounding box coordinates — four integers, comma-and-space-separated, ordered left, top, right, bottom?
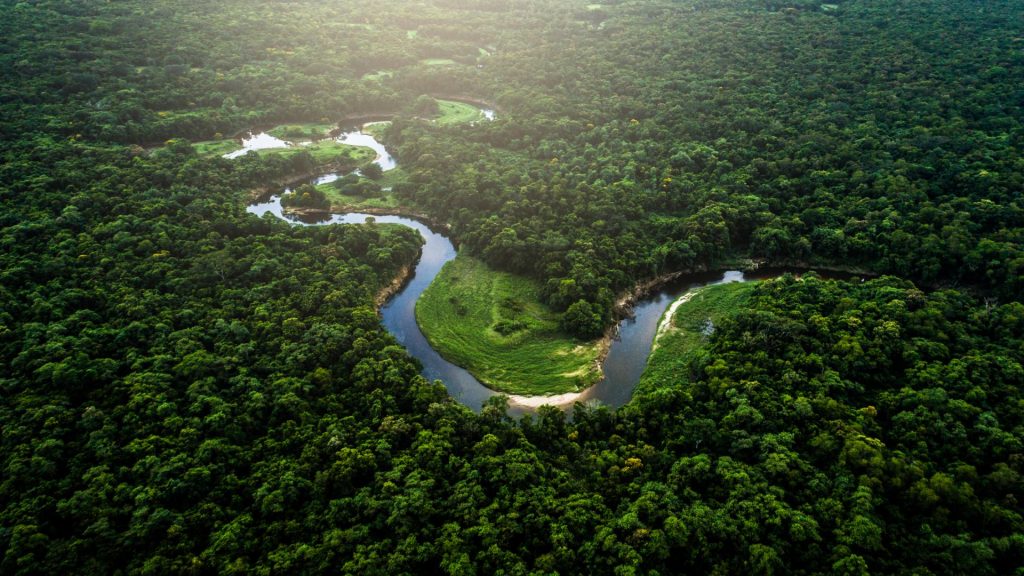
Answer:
361, 70, 394, 81
192, 138, 242, 156
266, 123, 334, 140
281, 183, 329, 209
168, 123, 375, 166
433, 100, 488, 125
417, 255, 601, 395
261, 140, 376, 165
638, 281, 757, 396
322, 191, 400, 210
316, 167, 406, 210
361, 121, 391, 141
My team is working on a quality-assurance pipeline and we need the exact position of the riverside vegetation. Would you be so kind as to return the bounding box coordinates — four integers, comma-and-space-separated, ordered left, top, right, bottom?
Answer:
2, 0, 1023, 574
417, 254, 602, 395
639, 280, 758, 396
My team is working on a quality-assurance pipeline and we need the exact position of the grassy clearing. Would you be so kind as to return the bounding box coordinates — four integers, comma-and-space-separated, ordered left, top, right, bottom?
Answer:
421, 58, 457, 66
261, 141, 376, 164
197, 137, 373, 164
636, 281, 757, 396
322, 189, 400, 210
406, 30, 418, 39
317, 168, 405, 210
267, 123, 334, 140
193, 139, 241, 156
361, 121, 391, 140
191, 123, 345, 158
187, 124, 383, 167
434, 100, 486, 125
362, 70, 394, 81
417, 255, 601, 395
376, 165, 407, 188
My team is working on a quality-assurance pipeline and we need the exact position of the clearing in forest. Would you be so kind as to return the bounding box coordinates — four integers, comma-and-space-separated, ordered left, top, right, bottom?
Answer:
417, 255, 602, 395
637, 281, 758, 396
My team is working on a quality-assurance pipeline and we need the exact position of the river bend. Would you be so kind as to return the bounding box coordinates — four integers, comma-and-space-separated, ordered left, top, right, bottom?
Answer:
243, 121, 771, 412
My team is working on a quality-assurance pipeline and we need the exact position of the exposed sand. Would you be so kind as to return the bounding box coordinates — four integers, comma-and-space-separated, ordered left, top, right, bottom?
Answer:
655, 288, 701, 339
505, 391, 585, 408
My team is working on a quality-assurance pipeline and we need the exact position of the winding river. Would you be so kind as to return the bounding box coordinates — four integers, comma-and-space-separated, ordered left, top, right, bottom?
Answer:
241, 117, 814, 413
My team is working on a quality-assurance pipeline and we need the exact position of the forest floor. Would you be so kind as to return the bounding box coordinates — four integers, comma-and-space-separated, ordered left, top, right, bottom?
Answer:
636, 281, 758, 396
416, 254, 602, 395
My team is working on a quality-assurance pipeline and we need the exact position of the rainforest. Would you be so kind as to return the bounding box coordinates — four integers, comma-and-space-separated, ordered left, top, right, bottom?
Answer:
1, 0, 1022, 574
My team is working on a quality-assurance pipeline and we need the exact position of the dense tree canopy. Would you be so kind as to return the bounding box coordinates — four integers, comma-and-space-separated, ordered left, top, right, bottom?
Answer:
1, 0, 1021, 574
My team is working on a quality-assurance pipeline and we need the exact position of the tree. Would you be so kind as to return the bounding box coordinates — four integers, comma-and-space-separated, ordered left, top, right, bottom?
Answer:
562, 299, 604, 339
360, 162, 384, 180
410, 95, 440, 117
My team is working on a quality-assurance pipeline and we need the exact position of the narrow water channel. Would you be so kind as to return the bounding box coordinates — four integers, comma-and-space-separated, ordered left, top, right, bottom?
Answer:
251, 187, 762, 412
243, 118, 806, 413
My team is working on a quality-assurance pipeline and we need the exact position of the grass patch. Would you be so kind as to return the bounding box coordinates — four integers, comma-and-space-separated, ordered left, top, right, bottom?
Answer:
182, 124, 380, 166
267, 123, 334, 140
261, 141, 376, 164
362, 70, 394, 81
362, 121, 391, 140
636, 281, 758, 396
193, 139, 241, 156
420, 58, 457, 66
317, 168, 406, 210
376, 165, 407, 188
406, 30, 418, 39
434, 100, 487, 125
417, 254, 601, 395
322, 188, 400, 210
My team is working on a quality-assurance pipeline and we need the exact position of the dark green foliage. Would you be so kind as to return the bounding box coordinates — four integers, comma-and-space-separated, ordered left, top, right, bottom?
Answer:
562, 299, 606, 339
625, 275, 1024, 574
333, 173, 383, 197
1, 0, 1022, 574
410, 94, 441, 117
360, 162, 384, 180
281, 183, 329, 209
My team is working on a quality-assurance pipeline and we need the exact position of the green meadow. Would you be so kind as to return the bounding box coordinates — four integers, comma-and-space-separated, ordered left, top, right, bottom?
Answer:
416, 255, 601, 395
636, 281, 758, 396
433, 99, 489, 125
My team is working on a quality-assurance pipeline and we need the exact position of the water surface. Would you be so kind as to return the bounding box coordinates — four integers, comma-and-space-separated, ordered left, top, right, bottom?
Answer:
243, 120, 817, 413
